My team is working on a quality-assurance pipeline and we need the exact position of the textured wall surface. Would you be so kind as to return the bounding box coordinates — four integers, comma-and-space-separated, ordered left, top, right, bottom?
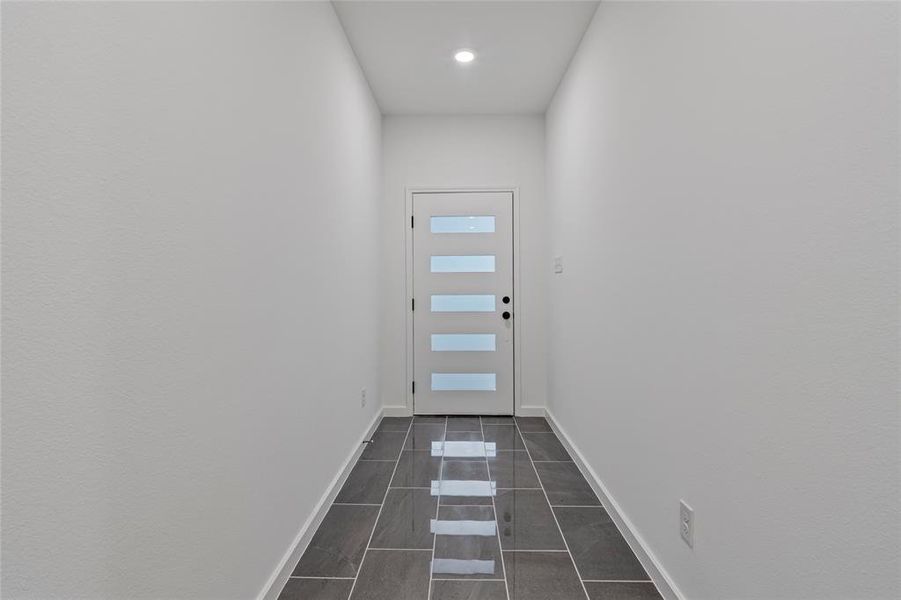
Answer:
546, 2, 899, 599
1, 2, 381, 598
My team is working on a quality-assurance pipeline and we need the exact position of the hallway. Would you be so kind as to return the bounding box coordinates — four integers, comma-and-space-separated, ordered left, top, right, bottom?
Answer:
2, 1, 898, 600
280, 416, 660, 600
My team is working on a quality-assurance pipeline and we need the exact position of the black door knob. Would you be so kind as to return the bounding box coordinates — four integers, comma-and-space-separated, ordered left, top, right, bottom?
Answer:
502, 296, 510, 304
502, 311, 511, 320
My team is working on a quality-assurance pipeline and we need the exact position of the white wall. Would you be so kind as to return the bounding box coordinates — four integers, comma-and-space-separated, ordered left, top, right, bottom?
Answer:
1, 2, 381, 599
546, 2, 899, 599
381, 116, 547, 414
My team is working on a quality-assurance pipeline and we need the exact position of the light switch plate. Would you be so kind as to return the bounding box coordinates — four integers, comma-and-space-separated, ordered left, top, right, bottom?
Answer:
554, 256, 564, 274
680, 500, 694, 548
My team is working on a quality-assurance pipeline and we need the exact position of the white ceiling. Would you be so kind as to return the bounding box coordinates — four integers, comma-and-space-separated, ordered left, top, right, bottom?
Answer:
333, 1, 599, 115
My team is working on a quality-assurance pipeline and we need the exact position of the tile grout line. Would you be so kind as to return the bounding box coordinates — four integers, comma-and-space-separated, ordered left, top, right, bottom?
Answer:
345, 417, 414, 600
529, 421, 663, 595
426, 416, 449, 600
525, 421, 663, 595
582, 579, 655, 583
432, 577, 506, 581
516, 418, 592, 600
389, 485, 542, 490
482, 416, 513, 600
318, 546, 570, 554
397, 448, 528, 452
501, 549, 569, 553
387, 486, 540, 490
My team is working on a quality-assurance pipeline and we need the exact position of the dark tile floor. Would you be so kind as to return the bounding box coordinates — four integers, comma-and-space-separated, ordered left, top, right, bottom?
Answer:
280, 416, 663, 600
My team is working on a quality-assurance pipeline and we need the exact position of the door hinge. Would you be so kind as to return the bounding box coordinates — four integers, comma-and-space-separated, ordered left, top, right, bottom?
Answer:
412, 381, 416, 394
412, 297, 415, 311
411, 215, 414, 228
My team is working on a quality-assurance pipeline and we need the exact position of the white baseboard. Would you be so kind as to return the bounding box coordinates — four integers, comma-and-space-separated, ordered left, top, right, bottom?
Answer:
544, 409, 686, 600
257, 410, 384, 600
516, 404, 547, 417
384, 404, 544, 417
382, 404, 413, 417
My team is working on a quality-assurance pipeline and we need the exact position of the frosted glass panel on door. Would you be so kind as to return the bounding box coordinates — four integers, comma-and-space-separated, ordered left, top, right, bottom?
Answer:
431, 334, 496, 352
431, 295, 496, 312
431, 373, 497, 391
431, 255, 496, 273
431, 216, 496, 234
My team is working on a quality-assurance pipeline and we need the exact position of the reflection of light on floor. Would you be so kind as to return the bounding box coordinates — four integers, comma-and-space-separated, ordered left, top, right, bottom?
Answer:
431, 440, 497, 458
430, 519, 497, 536
431, 558, 496, 576
431, 480, 497, 497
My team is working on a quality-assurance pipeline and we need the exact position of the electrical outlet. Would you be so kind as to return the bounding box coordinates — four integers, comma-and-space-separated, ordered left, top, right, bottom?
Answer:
680, 500, 694, 548
360, 388, 367, 408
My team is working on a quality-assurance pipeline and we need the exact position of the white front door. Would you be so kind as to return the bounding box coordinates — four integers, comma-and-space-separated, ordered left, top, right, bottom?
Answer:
412, 191, 514, 415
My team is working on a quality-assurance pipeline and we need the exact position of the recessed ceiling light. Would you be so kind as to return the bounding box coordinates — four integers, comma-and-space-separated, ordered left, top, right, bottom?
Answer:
454, 49, 476, 64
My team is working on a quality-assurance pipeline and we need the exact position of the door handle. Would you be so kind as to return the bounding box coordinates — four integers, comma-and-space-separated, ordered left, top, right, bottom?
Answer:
502, 311, 511, 320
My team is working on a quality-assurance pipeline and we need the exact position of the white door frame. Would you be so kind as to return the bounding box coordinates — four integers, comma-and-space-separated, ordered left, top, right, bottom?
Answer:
404, 186, 522, 416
